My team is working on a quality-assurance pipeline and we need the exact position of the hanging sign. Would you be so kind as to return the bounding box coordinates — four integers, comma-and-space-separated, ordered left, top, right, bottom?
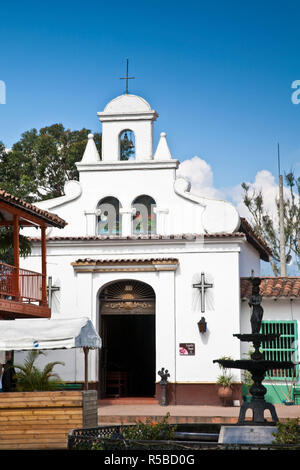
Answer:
179, 343, 195, 356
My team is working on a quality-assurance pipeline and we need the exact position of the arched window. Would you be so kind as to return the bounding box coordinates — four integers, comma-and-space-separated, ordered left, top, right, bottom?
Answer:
96, 197, 121, 235
132, 195, 156, 235
119, 130, 135, 161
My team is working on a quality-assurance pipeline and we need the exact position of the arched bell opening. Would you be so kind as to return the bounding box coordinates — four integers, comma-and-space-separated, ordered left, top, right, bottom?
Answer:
119, 129, 136, 161
98, 280, 156, 399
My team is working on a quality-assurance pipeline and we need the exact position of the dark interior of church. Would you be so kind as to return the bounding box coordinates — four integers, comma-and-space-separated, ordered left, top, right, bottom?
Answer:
101, 314, 156, 397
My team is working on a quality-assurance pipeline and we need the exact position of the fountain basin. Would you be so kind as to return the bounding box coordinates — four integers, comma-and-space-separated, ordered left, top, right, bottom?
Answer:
213, 359, 294, 373
233, 333, 280, 343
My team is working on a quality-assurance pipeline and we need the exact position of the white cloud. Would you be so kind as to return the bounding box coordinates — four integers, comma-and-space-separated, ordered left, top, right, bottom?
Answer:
177, 156, 224, 199
178, 156, 299, 274
233, 169, 298, 227
178, 157, 297, 229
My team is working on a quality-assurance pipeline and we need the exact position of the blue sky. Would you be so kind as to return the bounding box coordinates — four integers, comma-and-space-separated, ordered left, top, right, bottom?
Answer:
0, 0, 300, 192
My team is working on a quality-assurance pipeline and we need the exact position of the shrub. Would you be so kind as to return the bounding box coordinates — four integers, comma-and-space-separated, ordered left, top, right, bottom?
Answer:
121, 413, 176, 441
273, 419, 300, 445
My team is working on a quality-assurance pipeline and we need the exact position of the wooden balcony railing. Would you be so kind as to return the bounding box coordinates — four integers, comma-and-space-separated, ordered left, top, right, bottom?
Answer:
0, 262, 45, 304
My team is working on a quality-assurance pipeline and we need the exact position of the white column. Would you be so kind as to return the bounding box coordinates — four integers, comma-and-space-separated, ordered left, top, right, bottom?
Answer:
155, 271, 176, 384
154, 207, 169, 235
120, 207, 136, 237
84, 210, 97, 236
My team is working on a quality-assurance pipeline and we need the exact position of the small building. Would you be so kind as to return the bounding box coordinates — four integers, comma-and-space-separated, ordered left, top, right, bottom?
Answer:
17, 92, 299, 405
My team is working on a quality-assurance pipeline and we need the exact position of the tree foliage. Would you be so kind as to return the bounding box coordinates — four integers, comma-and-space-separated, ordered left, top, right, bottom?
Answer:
241, 171, 300, 275
0, 124, 102, 202
0, 124, 135, 202
0, 227, 32, 265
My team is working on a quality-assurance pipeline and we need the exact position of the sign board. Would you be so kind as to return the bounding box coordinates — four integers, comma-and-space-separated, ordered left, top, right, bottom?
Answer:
218, 426, 277, 444
179, 343, 195, 356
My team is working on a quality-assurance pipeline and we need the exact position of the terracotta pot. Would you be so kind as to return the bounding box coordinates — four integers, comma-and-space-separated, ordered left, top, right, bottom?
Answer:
217, 386, 233, 400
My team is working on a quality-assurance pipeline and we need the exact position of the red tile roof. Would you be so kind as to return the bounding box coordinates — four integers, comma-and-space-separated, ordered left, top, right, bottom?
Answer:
0, 189, 67, 228
239, 218, 272, 261
241, 277, 300, 299
72, 258, 179, 266
30, 234, 202, 241
27, 216, 271, 261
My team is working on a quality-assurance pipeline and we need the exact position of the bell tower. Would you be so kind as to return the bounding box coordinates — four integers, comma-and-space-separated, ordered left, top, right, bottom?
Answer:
97, 94, 159, 161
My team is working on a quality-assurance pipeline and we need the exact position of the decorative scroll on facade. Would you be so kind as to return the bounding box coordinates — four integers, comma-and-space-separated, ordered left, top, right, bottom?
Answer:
100, 281, 155, 315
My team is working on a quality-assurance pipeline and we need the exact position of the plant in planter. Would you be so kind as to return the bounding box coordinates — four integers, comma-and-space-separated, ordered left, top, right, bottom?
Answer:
272, 419, 300, 445
14, 350, 65, 391
121, 413, 176, 441
216, 356, 233, 405
91, 413, 176, 450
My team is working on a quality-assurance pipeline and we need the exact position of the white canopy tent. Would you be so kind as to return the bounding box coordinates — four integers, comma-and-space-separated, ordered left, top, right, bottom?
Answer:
0, 317, 102, 390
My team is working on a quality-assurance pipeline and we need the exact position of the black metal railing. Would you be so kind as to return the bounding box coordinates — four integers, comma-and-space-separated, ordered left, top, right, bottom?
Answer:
68, 424, 300, 451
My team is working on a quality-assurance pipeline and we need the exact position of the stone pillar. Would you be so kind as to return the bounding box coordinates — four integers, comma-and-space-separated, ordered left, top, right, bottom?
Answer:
120, 207, 136, 237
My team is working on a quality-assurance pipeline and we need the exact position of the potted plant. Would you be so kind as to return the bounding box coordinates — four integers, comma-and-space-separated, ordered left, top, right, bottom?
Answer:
14, 350, 65, 391
216, 356, 233, 405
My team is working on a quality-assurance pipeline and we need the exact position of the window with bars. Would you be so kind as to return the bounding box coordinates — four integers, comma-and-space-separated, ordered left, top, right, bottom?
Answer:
260, 320, 298, 380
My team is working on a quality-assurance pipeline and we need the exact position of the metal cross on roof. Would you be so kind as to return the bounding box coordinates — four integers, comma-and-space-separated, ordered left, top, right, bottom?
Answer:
120, 58, 135, 94
193, 272, 213, 313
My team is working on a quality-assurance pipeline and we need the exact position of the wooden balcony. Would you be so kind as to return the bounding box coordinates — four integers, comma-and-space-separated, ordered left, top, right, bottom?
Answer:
0, 189, 66, 319
0, 262, 50, 319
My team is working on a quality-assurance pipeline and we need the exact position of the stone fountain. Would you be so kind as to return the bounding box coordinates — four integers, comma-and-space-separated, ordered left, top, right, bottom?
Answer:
213, 277, 295, 443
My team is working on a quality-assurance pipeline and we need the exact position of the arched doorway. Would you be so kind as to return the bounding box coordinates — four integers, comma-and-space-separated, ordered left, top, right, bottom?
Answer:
99, 280, 155, 398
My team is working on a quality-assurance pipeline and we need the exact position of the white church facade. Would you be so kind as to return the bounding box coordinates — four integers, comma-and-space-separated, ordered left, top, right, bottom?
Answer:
17, 93, 299, 405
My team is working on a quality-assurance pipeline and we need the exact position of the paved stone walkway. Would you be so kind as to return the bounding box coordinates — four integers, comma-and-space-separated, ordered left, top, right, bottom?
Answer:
98, 402, 300, 424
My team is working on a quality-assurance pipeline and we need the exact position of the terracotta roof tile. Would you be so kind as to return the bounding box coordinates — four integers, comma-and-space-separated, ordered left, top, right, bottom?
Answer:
239, 218, 272, 261
72, 258, 179, 266
241, 277, 300, 299
28, 220, 271, 260
30, 234, 201, 242
0, 189, 67, 228
29, 232, 247, 242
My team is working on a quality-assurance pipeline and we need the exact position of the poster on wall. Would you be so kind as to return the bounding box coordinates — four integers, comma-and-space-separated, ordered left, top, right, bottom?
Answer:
179, 343, 195, 356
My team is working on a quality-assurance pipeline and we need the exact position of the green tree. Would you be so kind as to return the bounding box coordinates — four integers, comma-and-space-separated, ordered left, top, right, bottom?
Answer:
0, 124, 136, 201
0, 124, 102, 202
241, 171, 300, 275
0, 227, 32, 264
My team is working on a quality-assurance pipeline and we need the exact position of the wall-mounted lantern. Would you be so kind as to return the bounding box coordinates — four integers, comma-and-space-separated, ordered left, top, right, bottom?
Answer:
198, 317, 207, 334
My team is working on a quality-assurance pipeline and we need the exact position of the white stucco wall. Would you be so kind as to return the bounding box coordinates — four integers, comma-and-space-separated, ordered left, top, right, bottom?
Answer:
239, 242, 261, 278
18, 236, 247, 385
15, 92, 260, 389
